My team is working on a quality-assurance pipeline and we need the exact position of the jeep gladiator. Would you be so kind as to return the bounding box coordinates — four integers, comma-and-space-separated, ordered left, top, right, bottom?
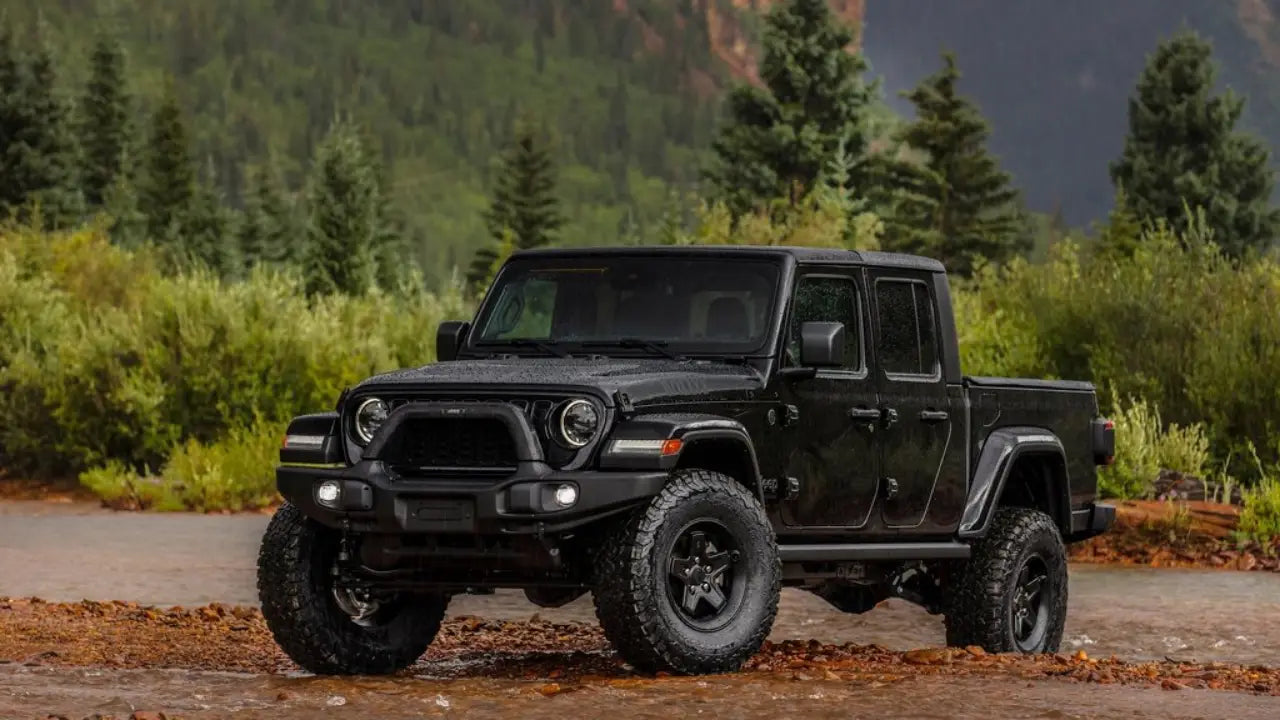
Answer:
258, 246, 1116, 675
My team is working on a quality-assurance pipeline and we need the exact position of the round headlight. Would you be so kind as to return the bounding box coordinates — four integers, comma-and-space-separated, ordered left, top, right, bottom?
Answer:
354, 397, 389, 444
556, 399, 599, 448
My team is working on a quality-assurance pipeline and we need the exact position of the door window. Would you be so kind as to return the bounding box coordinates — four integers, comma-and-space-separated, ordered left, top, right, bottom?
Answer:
875, 279, 939, 377
786, 275, 864, 371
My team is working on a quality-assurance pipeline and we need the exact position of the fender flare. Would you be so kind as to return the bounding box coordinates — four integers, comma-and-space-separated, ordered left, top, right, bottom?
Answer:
957, 426, 1072, 539
597, 413, 764, 502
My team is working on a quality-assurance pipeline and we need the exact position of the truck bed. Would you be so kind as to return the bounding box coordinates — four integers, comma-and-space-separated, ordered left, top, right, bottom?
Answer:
964, 376, 1101, 510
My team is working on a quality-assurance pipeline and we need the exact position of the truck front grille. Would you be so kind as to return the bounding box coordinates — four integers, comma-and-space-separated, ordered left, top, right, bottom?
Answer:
389, 416, 519, 474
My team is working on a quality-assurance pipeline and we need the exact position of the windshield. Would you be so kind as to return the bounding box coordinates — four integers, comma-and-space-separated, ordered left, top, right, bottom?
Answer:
471, 255, 782, 355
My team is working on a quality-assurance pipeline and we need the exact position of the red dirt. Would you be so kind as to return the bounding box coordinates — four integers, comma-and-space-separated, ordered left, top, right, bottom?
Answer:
1068, 500, 1280, 572
1, 597, 1277, 696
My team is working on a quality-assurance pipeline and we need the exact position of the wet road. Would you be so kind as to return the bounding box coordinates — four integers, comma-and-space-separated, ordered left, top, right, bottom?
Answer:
3, 501, 1279, 666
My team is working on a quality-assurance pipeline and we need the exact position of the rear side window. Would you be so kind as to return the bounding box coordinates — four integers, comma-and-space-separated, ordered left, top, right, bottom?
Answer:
787, 275, 863, 370
875, 279, 939, 377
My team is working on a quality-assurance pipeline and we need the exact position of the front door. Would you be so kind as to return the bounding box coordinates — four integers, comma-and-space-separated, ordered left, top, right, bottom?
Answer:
780, 270, 880, 529
867, 270, 953, 528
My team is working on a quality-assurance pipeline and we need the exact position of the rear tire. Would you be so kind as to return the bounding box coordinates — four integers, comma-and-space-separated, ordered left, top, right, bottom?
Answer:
257, 502, 448, 675
944, 507, 1068, 653
592, 469, 781, 674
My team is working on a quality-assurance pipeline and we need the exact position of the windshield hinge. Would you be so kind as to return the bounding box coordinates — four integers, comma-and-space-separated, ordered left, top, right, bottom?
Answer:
614, 390, 635, 416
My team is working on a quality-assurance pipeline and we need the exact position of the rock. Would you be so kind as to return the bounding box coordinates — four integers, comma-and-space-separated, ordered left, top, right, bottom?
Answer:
130, 713, 168, 720
1073, 650, 1089, 662
903, 648, 950, 666
537, 683, 564, 696
325, 695, 347, 707
964, 646, 985, 657
1161, 679, 1186, 690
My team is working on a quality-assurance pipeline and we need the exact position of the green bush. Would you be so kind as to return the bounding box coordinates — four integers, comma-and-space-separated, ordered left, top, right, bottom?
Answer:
952, 216, 1280, 480
0, 224, 469, 479
1098, 393, 1210, 499
77, 418, 283, 511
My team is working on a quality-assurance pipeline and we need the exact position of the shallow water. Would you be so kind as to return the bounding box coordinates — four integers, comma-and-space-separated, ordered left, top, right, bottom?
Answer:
2, 503, 1280, 665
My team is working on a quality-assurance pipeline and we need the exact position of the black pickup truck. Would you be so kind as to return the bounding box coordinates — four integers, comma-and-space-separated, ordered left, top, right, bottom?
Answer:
257, 246, 1116, 676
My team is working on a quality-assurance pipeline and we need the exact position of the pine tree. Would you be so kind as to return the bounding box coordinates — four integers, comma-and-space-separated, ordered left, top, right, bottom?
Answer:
239, 160, 295, 267
704, 0, 877, 216
1111, 31, 1280, 258
303, 123, 380, 296
0, 25, 83, 227
101, 148, 147, 247
79, 36, 132, 208
141, 83, 196, 244
878, 53, 1028, 275
466, 126, 564, 292
184, 159, 239, 277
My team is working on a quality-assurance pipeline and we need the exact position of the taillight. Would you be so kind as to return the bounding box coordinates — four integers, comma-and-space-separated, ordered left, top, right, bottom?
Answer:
1092, 418, 1116, 466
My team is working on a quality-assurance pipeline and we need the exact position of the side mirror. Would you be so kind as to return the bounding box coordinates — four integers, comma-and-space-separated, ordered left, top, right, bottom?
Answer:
436, 321, 470, 362
799, 321, 845, 367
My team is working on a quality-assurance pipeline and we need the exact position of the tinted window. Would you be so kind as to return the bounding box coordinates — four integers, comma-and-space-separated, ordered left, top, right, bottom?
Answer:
787, 275, 863, 370
472, 256, 781, 354
875, 280, 939, 376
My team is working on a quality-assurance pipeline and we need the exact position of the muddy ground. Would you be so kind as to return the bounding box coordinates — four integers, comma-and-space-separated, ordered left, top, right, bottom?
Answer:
4, 499, 1280, 718
2, 597, 1279, 720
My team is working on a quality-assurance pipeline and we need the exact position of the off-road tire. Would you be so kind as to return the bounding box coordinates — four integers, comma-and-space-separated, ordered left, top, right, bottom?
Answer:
944, 506, 1068, 653
257, 502, 448, 675
592, 469, 781, 674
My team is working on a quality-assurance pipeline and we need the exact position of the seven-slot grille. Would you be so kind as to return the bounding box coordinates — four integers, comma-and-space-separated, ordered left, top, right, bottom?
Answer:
392, 417, 517, 472
376, 396, 568, 476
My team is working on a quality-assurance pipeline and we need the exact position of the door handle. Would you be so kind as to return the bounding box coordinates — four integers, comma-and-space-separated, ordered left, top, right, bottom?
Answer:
884, 407, 899, 428
849, 407, 882, 423
920, 409, 950, 423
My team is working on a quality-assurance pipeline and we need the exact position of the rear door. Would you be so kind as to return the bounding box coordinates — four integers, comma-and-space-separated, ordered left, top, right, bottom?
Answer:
867, 269, 954, 528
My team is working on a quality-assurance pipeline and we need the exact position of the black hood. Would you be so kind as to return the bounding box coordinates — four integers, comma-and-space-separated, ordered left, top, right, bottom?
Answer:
353, 357, 767, 406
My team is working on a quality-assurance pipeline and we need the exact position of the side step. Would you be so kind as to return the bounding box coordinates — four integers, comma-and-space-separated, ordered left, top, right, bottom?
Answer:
777, 542, 971, 563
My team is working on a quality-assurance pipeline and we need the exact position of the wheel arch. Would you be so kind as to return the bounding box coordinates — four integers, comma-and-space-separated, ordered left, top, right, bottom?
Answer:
597, 413, 764, 502
958, 427, 1072, 539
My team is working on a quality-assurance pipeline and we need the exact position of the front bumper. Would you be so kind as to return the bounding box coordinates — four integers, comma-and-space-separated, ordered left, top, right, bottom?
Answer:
277, 460, 667, 535
1067, 502, 1116, 542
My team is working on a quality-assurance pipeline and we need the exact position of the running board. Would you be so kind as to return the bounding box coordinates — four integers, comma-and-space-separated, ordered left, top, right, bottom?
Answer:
777, 542, 971, 562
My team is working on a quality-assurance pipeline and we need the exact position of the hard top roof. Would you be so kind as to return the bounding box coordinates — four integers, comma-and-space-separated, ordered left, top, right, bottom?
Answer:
509, 245, 946, 273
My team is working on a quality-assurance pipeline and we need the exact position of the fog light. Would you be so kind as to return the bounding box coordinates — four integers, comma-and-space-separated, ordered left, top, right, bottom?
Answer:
316, 480, 341, 508
553, 483, 578, 508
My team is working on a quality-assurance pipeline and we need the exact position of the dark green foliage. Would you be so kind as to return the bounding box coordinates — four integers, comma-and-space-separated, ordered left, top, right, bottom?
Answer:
16, 1, 736, 280
184, 168, 240, 277
878, 53, 1028, 275
239, 161, 296, 268
705, 0, 877, 216
303, 123, 380, 296
101, 158, 146, 247
0, 24, 83, 227
141, 83, 195, 244
1110, 31, 1280, 259
78, 36, 131, 208
467, 128, 564, 292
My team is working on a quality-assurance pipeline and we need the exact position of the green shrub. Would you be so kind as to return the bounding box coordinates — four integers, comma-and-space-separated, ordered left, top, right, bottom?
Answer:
1238, 443, 1280, 544
953, 216, 1280, 480
1098, 392, 1210, 499
78, 418, 284, 512
0, 224, 469, 479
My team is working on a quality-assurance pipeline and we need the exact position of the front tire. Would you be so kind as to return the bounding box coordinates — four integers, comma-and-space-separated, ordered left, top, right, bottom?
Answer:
593, 469, 781, 674
945, 507, 1068, 653
257, 502, 448, 675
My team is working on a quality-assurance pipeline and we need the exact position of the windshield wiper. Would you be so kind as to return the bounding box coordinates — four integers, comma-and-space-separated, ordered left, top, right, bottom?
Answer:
475, 339, 573, 359
580, 338, 684, 361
